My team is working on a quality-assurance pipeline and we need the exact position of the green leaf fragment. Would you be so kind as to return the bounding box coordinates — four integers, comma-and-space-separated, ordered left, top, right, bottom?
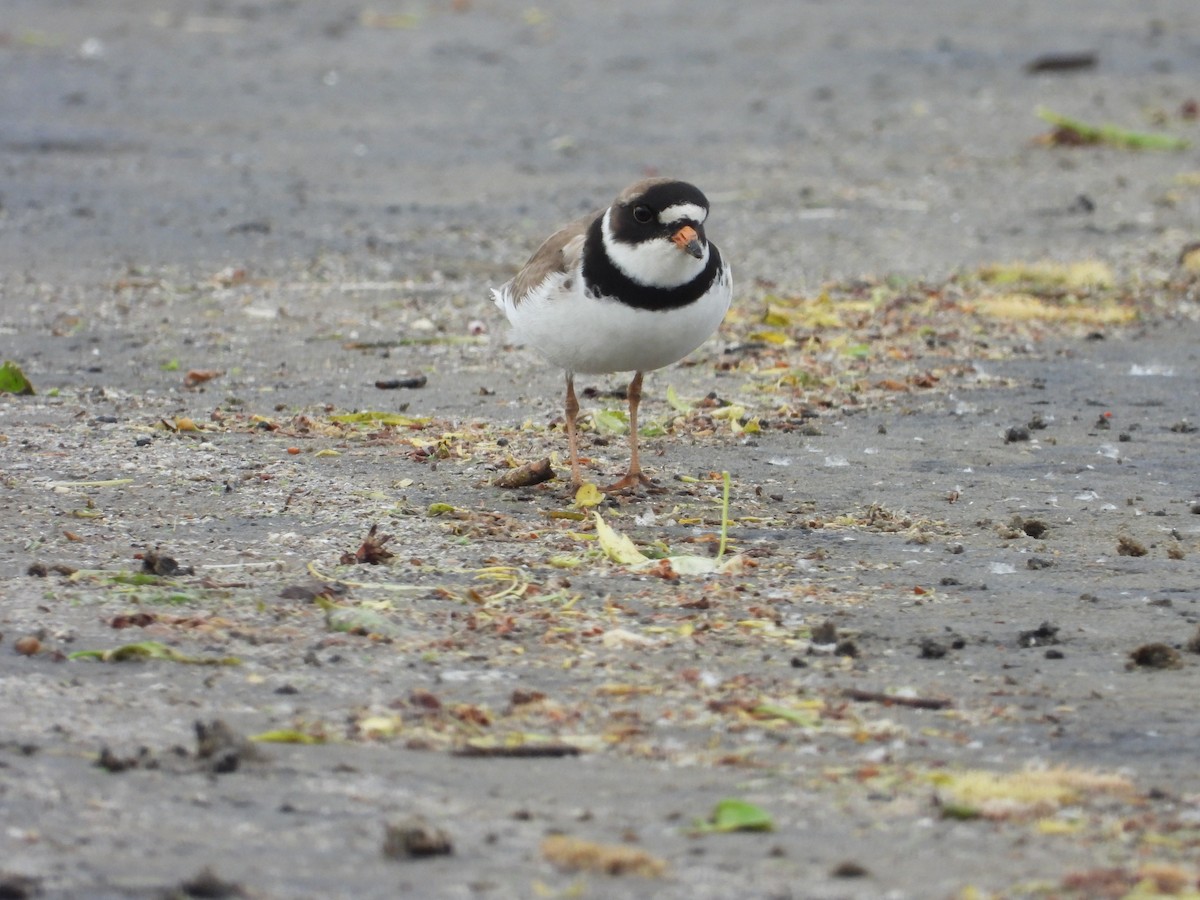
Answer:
592, 409, 628, 435
692, 798, 775, 834
665, 384, 692, 413
939, 802, 981, 821
110, 572, 163, 586
329, 411, 431, 427
325, 606, 404, 638
717, 470, 731, 560
249, 729, 325, 744
0, 360, 35, 395
69, 641, 240, 665
752, 703, 821, 727
1037, 106, 1190, 151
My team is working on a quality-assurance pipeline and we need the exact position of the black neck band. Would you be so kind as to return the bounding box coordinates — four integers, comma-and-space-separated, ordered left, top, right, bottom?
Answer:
581, 217, 724, 312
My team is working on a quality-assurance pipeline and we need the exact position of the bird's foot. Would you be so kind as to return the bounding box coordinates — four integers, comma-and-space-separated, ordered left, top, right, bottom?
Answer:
600, 471, 655, 494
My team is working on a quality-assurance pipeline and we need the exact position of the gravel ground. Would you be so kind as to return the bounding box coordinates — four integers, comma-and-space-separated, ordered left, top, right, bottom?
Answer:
3, 2, 1200, 898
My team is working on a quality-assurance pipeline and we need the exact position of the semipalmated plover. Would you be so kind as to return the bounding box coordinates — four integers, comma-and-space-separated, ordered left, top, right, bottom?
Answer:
492, 178, 732, 491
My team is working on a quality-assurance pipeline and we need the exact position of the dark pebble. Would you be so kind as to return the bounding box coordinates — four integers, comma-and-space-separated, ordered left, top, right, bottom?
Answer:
382, 817, 453, 859
918, 638, 947, 659
1018, 621, 1060, 648
1004, 426, 1031, 443
375, 375, 427, 390
1129, 643, 1182, 669
830, 860, 869, 878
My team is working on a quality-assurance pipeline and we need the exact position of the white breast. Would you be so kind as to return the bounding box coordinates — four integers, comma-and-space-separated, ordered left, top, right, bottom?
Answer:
494, 264, 732, 376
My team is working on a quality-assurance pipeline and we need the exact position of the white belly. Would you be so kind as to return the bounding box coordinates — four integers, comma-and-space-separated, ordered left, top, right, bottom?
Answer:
496, 269, 732, 375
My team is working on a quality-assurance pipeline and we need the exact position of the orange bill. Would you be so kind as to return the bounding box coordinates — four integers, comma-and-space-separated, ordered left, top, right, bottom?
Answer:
671, 225, 703, 258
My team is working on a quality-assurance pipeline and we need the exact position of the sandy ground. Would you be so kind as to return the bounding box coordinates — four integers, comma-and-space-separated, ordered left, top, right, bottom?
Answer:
3, 2, 1200, 898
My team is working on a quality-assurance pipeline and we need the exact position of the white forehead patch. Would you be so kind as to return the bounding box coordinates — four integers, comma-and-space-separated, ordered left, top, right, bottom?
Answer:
657, 202, 707, 226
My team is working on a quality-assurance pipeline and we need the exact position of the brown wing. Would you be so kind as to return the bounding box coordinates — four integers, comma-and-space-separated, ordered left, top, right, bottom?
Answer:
507, 210, 598, 306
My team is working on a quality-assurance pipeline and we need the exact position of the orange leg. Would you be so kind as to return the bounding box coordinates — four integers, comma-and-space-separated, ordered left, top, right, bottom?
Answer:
564, 373, 583, 487
602, 371, 653, 493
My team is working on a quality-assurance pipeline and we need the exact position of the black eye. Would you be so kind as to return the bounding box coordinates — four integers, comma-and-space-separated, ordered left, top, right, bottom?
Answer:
632, 205, 654, 224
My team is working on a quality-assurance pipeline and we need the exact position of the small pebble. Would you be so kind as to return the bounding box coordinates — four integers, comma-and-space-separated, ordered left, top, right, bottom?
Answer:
1004, 425, 1031, 443
15, 635, 41, 656
383, 816, 453, 860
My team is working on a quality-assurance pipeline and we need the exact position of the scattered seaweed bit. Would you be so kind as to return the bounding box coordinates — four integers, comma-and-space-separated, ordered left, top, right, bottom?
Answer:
1059, 867, 1136, 898
1065, 868, 1195, 900
323, 603, 403, 639
383, 816, 453, 860
26, 562, 78, 578
374, 374, 427, 390
165, 866, 247, 899
1180, 241, 1200, 272
69, 641, 241, 666
194, 719, 266, 774
932, 767, 1134, 820
0, 360, 36, 395
182, 369, 222, 389
329, 410, 430, 428
141, 548, 194, 577
1128, 643, 1182, 670
493, 457, 555, 488
110, 612, 157, 629
1036, 106, 1190, 150
1025, 52, 1097, 74
843, 689, 952, 710
1132, 862, 1196, 895
453, 743, 581, 759
1018, 622, 1060, 648
97, 745, 156, 773
249, 728, 326, 745
690, 798, 775, 835
341, 523, 394, 565
976, 259, 1114, 292
1116, 535, 1148, 557
541, 835, 667, 877
279, 580, 349, 603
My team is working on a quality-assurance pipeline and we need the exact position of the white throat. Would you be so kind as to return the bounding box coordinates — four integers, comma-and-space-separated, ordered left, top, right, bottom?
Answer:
601, 209, 709, 289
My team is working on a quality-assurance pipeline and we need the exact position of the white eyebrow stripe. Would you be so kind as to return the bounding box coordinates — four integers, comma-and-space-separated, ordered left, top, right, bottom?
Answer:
657, 203, 707, 226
